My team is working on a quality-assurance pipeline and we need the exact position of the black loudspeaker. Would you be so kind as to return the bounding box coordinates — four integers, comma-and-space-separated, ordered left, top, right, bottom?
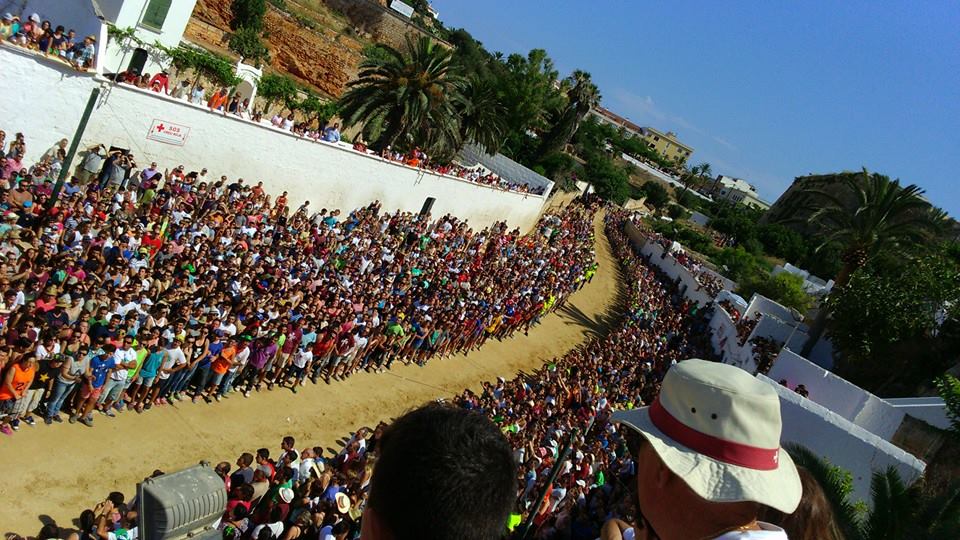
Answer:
420, 197, 436, 216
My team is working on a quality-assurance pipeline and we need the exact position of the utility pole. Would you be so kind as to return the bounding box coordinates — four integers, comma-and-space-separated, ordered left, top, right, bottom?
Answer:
517, 427, 581, 540
47, 86, 101, 210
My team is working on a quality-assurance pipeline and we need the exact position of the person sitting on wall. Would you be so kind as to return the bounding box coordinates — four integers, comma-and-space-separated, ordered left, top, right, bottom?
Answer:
69, 35, 97, 71
149, 71, 170, 95
322, 123, 341, 143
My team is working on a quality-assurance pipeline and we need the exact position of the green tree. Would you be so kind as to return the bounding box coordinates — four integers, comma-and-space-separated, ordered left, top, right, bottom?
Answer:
298, 92, 339, 127
934, 374, 960, 437
824, 251, 960, 389
757, 223, 809, 263
800, 169, 948, 357
497, 49, 564, 160
680, 162, 711, 197
666, 204, 689, 220
537, 70, 600, 159
228, 26, 270, 65
458, 77, 507, 154
338, 36, 465, 153
231, 0, 267, 32
641, 181, 670, 211
583, 152, 629, 204
257, 72, 298, 114
714, 246, 764, 283
804, 169, 946, 286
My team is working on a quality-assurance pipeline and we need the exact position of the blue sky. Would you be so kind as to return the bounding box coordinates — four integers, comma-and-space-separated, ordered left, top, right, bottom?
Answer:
432, 0, 960, 215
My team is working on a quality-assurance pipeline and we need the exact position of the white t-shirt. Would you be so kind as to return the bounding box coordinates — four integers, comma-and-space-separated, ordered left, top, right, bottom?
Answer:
111, 348, 138, 381
230, 346, 251, 372
159, 346, 187, 380
251, 521, 283, 539
712, 522, 788, 539
293, 349, 313, 369
218, 322, 237, 336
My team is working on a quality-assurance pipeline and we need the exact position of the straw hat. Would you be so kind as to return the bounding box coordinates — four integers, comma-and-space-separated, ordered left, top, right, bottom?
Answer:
335, 491, 351, 513
611, 359, 801, 514
278, 487, 294, 504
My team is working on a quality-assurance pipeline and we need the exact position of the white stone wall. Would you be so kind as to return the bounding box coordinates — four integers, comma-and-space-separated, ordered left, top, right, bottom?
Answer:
760, 375, 925, 507
0, 46, 547, 231
767, 350, 907, 441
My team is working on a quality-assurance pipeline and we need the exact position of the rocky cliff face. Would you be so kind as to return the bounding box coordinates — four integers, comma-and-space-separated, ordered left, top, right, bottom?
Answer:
185, 0, 364, 98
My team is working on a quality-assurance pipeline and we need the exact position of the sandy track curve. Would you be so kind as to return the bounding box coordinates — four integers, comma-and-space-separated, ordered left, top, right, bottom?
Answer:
0, 214, 624, 535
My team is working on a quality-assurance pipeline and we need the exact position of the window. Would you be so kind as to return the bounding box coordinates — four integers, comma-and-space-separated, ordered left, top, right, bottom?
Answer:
653, 136, 660, 141
141, 0, 172, 30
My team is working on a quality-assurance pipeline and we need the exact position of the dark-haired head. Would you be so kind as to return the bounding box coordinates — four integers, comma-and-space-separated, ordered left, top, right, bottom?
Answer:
362, 403, 516, 540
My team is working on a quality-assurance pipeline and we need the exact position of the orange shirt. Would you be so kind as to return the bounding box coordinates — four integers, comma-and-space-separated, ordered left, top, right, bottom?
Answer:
208, 92, 228, 110
212, 346, 237, 375
0, 362, 36, 400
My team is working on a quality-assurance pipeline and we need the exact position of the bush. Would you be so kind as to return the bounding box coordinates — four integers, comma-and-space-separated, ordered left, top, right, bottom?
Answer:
231, 0, 267, 32
739, 272, 813, 314
228, 27, 270, 65
676, 189, 701, 211
667, 204, 690, 221
714, 246, 762, 283
640, 181, 670, 210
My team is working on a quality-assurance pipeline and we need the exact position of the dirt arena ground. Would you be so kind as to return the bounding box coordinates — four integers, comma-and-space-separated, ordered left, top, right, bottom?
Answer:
0, 214, 624, 535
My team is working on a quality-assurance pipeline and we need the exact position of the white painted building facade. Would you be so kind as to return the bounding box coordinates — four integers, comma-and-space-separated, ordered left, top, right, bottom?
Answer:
93, 0, 198, 76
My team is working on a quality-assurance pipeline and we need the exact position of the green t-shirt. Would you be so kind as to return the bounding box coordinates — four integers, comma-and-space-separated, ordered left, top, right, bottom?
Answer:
127, 347, 149, 378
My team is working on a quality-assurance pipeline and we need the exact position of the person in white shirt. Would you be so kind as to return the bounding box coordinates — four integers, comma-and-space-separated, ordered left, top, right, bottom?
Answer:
99, 336, 138, 415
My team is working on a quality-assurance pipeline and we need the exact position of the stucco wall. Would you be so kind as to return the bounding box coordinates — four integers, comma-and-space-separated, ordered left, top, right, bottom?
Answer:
759, 375, 925, 506
0, 45, 547, 230
767, 350, 906, 441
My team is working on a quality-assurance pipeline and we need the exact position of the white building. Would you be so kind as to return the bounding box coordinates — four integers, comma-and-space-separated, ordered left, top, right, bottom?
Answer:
93, 0, 198, 76
711, 175, 771, 210
11, 0, 197, 77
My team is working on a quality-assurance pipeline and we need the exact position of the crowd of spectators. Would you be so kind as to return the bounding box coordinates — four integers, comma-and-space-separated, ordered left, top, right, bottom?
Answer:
15, 209, 716, 540
0, 128, 598, 433
1, 11, 96, 70
637, 223, 727, 299
454, 211, 716, 537
751, 335, 781, 375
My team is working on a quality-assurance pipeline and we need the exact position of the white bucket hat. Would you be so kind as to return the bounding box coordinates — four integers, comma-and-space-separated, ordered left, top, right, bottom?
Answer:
611, 359, 801, 514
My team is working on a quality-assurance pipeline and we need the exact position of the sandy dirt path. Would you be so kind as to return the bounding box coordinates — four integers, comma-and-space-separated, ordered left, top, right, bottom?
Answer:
0, 214, 624, 535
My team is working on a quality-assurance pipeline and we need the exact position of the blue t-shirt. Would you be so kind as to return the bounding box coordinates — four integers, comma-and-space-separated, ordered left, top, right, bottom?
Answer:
90, 356, 116, 388
200, 341, 224, 368
139, 351, 164, 378
322, 484, 341, 502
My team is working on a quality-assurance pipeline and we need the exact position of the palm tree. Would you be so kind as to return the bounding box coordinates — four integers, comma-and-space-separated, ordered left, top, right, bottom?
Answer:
679, 162, 711, 199
536, 70, 600, 159
338, 36, 465, 153
786, 444, 960, 540
798, 169, 946, 356
457, 77, 507, 155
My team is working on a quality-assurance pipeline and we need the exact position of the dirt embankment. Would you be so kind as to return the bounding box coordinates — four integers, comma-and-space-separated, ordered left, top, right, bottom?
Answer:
185, 0, 365, 97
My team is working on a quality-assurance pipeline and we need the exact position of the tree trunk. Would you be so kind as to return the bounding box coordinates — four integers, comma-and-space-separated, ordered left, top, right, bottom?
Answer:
373, 111, 405, 152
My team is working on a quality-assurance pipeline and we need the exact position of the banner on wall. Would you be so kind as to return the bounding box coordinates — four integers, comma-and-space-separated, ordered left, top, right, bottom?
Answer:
146, 119, 190, 146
